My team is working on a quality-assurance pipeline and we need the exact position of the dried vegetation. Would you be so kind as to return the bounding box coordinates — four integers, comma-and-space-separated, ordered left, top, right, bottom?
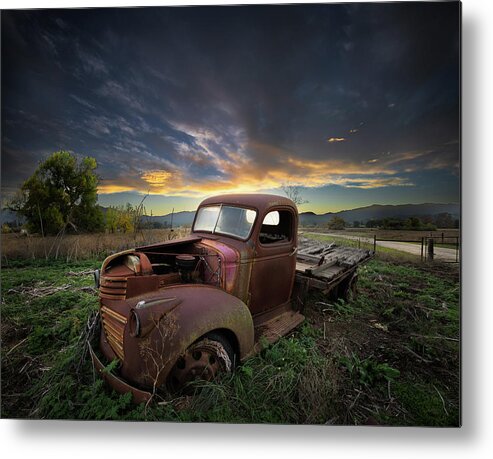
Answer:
1, 228, 189, 262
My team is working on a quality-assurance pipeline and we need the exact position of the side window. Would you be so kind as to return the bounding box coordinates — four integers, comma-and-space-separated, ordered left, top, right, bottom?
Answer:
259, 210, 292, 244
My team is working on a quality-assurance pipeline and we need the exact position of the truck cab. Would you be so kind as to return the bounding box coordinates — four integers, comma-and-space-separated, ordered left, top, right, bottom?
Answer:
190, 194, 298, 316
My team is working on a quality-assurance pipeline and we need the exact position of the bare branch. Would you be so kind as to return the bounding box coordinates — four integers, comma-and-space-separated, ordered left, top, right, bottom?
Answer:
280, 182, 308, 206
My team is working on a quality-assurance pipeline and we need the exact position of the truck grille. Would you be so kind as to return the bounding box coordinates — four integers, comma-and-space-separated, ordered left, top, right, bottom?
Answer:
101, 306, 127, 360
99, 276, 127, 300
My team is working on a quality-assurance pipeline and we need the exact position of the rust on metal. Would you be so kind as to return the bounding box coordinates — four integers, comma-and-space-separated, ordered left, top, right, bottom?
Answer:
167, 338, 232, 391
92, 193, 372, 400
100, 305, 127, 360
89, 342, 152, 403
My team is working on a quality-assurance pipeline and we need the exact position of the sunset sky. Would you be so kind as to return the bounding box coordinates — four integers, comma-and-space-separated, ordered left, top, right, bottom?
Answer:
1, 2, 460, 215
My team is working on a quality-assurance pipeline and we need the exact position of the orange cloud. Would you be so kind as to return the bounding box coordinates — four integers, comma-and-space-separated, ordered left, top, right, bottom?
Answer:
97, 140, 418, 198
327, 137, 346, 143
98, 183, 138, 193
141, 170, 173, 186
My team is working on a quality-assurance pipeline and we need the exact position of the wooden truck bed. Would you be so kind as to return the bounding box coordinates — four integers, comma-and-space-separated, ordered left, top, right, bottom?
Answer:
295, 237, 373, 294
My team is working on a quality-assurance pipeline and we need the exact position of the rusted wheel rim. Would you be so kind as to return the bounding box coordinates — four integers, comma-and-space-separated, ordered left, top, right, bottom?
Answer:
168, 338, 232, 391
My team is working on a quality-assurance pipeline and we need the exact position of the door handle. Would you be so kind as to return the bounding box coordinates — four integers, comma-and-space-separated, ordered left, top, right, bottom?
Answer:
290, 246, 298, 256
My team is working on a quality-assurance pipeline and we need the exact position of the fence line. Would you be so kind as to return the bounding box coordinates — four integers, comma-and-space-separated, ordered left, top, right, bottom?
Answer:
370, 234, 460, 263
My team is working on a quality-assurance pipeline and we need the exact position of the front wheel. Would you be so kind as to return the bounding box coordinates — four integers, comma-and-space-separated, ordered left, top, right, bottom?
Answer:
167, 333, 235, 392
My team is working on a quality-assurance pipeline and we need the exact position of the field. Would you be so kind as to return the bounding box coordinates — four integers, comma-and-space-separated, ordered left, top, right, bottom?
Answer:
1, 231, 460, 425
1, 228, 189, 262
300, 227, 461, 241
302, 229, 460, 263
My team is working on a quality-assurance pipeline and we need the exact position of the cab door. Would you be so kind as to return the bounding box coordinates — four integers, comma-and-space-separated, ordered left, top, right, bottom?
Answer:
248, 207, 297, 315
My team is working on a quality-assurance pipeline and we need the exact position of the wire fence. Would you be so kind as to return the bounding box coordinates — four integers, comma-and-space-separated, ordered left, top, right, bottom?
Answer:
371, 234, 460, 263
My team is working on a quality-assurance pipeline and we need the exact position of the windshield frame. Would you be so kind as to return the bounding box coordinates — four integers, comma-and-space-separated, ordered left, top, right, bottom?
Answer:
192, 204, 258, 241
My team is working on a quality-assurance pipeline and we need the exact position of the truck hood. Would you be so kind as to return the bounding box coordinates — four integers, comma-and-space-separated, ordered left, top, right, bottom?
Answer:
135, 235, 203, 252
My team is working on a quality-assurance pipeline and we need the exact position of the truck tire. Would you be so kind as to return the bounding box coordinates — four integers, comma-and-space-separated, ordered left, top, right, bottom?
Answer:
167, 332, 235, 393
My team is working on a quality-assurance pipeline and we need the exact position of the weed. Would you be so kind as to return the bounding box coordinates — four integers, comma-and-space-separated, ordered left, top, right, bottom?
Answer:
392, 379, 459, 426
179, 335, 341, 424
340, 352, 400, 386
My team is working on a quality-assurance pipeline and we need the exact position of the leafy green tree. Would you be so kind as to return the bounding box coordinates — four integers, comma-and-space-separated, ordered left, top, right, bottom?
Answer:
327, 216, 346, 230
11, 150, 104, 234
105, 204, 135, 233
404, 217, 421, 229
435, 212, 455, 228
366, 219, 382, 228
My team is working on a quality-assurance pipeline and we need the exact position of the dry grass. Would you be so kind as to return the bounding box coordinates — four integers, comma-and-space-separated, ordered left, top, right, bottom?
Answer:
1, 228, 190, 262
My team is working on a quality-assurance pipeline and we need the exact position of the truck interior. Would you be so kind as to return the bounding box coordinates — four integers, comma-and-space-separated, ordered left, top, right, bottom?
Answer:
259, 210, 293, 244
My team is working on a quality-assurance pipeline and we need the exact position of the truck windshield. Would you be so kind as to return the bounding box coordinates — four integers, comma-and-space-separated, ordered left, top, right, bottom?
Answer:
194, 205, 257, 239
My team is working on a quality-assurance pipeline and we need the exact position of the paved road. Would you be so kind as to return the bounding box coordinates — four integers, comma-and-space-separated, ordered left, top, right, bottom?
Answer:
301, 232, 459, 262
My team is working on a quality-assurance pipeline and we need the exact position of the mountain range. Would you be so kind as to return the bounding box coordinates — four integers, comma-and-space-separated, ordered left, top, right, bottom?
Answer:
1, 203, 460, 227
143, 203, 460, 228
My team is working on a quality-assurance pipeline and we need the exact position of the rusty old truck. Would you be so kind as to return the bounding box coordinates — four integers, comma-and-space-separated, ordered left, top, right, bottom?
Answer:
89, 193, 372, 402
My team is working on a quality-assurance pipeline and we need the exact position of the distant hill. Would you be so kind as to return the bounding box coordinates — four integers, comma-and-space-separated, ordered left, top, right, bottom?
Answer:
2, 202, 460, 229
299, 203, 460, 227
144, 210, 196, 227
144, 202, 459, 228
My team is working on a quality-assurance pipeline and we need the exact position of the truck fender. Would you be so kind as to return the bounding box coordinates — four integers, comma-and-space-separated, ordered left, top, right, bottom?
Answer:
123, 284, 255, 389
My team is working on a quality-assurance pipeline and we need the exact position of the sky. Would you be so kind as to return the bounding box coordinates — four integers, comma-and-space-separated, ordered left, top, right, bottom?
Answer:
1, 2, 460, 215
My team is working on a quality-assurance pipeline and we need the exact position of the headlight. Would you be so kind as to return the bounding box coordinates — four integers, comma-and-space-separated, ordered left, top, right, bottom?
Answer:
129, 309, 141, 338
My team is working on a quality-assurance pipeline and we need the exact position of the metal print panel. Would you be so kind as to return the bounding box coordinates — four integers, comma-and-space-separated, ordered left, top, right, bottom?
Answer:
1, 1, 461, 426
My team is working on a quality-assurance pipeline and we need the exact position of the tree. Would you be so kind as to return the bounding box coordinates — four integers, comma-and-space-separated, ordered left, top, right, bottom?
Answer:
405, 217, 421, 229
327, 216, 346, 230
353, 220, 360, 228
105, 205, 133, 233
281, 183, 308, 207
11, 150, 104, 234
435, 212, 455, 228
105, 203, 137, 233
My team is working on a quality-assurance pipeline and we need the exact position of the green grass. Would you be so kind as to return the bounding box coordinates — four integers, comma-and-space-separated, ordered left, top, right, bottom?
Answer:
1, 257, 460, 425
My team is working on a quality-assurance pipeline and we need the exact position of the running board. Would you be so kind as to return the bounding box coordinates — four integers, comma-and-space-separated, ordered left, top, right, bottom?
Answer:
253, 310, 305, 352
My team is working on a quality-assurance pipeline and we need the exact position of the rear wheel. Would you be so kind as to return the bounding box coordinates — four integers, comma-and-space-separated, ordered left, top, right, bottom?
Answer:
167, 333, 235, 392
341, 272, 358, 301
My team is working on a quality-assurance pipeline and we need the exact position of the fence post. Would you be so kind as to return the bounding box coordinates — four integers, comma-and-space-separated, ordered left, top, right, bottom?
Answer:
428, 238, 434, 261
421, 237, 424, 262
442, 232, 444, 244
456, 237, 459, 262
373, 234, 376, 253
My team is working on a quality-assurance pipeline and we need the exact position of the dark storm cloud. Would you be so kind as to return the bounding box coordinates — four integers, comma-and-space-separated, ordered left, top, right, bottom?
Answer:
1, 2, 460, 203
